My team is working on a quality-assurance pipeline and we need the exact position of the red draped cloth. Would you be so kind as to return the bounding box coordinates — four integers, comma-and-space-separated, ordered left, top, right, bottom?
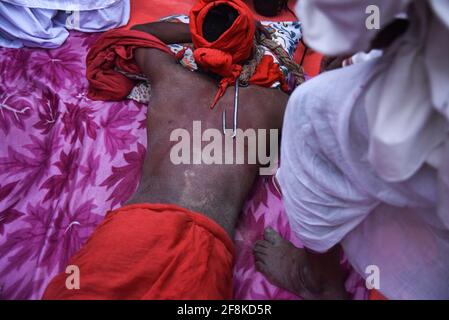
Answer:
86, 29, 172, 101
43, 204, 234, 300
190, 0, 287, 108
86, 0, 287, 103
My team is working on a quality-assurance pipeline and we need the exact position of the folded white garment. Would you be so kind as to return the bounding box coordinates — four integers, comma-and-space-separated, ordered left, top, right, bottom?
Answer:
0, 0, 130, 48
278, 0, 449, 299
1, 0, 121, 10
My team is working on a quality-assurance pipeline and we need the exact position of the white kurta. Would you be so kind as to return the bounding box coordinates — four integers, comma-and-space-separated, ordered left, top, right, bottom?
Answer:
278, 0, 449, 299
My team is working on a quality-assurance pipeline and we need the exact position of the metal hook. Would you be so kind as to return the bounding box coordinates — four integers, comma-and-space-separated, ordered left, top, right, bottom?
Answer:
222, 78, 239, 138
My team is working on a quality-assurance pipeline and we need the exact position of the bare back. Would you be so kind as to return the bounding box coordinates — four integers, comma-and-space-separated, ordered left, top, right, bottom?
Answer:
126, 48, 288, 237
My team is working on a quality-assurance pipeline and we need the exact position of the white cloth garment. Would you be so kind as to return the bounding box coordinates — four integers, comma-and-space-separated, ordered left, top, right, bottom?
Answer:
0, 0, 130, 48
1, 0, 121, 10
278, 0, 449, 299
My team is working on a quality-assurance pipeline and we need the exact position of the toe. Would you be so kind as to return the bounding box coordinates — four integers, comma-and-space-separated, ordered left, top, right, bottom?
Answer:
253, 250, 266, 261
264, 227, 282, 244
255, 261, 267, 273
254, 240, 269, 250
253, 241, 268, 257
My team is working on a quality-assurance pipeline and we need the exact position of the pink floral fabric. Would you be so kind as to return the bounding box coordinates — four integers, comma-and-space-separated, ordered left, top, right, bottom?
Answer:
0, 31, 367, 300
0, 31, 146, 299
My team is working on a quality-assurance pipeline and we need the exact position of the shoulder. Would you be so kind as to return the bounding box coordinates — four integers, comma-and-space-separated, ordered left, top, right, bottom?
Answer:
134, 48, 180, 82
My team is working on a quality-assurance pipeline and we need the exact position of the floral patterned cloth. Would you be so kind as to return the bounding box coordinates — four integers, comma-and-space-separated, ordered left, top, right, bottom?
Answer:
0, 30, 368, 300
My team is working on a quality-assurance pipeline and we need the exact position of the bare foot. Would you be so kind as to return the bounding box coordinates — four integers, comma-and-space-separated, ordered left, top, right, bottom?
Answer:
253, 228, 349, 300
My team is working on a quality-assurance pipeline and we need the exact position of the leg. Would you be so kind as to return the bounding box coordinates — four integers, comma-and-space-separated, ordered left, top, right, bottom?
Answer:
253, 228, 349, 300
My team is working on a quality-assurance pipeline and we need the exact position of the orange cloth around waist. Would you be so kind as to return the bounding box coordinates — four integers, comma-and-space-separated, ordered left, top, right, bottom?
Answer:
369, 289, 388, 300
42, 203, 235, 300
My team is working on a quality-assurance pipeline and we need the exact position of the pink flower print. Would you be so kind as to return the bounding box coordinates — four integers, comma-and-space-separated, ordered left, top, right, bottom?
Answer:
41, 148, 80, 202
33, 87, 60, 135
0, 133, 61, 196
0, 201, 25, 236
30, 43, 82, 90
0, 84, 32, 135
100, 104, 140, 159
61, 103, 98, 144
100, 143, 146, 207
77, 151, 100, 190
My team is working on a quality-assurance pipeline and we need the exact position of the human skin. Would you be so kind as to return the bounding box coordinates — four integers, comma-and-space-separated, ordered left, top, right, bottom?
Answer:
127, 21, 348, 299
126, 22, 288, 239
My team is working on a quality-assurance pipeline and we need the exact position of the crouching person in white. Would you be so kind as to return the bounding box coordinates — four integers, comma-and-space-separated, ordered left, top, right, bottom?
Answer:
253, 0, 449, 300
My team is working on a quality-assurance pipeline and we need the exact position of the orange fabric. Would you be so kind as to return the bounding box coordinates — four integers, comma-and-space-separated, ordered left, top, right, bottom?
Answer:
250, 55, 288, 89
190, 0, 255, 65
369, 290, 388, 300
42, 204, 234, 300
86, 0, 319, 101
86, 29, 173, 101
189, 0, 287, 108
294, 43, 323, 77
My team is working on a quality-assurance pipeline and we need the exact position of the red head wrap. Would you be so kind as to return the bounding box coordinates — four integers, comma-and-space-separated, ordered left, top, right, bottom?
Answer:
189, 0, 256, 108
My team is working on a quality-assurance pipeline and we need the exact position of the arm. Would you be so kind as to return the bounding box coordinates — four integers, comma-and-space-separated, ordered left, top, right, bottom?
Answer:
131, 21, 192, 44
132, 22, 190, 83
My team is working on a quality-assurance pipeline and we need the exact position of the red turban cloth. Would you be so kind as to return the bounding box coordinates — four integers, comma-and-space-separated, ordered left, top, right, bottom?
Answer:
190, 0, 286, 108
86, 29, 173, 101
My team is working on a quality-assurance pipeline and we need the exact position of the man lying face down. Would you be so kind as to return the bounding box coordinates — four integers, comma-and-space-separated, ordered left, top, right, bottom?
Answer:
42, 0, 301, 299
